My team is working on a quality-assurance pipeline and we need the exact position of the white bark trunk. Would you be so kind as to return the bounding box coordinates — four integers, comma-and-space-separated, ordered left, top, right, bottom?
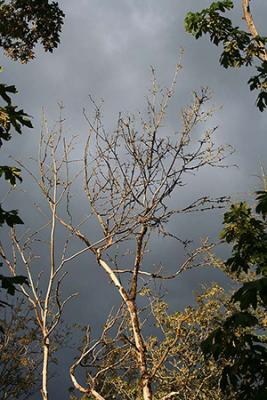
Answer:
41, 336, 49, 400
127, 300, 153, 400
98, 256, 153, 399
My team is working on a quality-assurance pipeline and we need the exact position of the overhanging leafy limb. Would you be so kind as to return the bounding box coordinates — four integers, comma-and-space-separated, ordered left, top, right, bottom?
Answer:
185, 1, 267, 111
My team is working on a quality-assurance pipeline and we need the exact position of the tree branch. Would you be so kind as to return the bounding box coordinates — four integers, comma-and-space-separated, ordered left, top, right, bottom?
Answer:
242, 0, 267, 61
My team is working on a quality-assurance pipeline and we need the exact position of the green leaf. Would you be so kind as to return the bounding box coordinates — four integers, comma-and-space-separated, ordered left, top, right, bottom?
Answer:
201, 327, 224, 360
224, 311, 258, 328
233, 278, 267, 309
0, 83, 17, 104
256, 191, 267, 217
257, 91, 267, 112
0, 205, 24, 227
0, 274, 28, 296
0, 166, 22, 186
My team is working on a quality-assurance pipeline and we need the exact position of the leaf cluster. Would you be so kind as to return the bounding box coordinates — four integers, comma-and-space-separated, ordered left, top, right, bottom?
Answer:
0, 69, 31, 244
202, 197, 267, 399
248, 62, 267, 111
0, 273, 27, 298
0, 0, 65, 63
185, 1, 267, 110
0, 204, 23, 227
0, 73, 29, 303
0, 77, 33, 145
221, 202, 267, 276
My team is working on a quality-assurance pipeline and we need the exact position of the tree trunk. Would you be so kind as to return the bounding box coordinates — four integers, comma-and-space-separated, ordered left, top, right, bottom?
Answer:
41, 336, 49, 400
127, 300, 153, 400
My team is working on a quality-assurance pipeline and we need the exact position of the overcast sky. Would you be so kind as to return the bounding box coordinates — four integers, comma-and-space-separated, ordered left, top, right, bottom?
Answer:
1, 1, 267, 398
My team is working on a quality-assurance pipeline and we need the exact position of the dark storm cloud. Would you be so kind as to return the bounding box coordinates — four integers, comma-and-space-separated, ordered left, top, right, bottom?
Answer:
1, 1, 267, 398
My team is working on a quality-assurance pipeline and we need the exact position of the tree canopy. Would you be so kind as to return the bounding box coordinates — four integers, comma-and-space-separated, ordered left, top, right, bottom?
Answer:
185, 0, 267, 111
202, 195, 267, 399
0, 0, 64, 63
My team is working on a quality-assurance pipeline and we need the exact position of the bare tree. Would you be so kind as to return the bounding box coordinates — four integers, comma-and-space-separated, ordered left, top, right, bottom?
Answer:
51, 66, 231, 399
0, 112, 82, 400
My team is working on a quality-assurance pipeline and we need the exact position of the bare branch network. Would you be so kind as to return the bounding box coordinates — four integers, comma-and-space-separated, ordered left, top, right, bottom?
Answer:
1, 65, 232, 400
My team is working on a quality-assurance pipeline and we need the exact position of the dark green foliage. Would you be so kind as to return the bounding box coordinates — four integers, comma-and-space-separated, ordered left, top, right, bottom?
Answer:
232, 278, 267, 309
0, 75, 33, 144
0, 165, 22, 185
185, 1, 267, 111
221, 202, 267, 275
186, 5, 267, 391
0, 205, 23, 227
0, 68, 33, 229
0, 259, 28, 307
202, 325, 267, 400
0, 274, 28, 297
0, 82, 16, 103
1, 103, 33, 135
0, 0, 65, 63
248, 62, 267, 111
202, 196, 267, 399
256, 190, 267, 217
